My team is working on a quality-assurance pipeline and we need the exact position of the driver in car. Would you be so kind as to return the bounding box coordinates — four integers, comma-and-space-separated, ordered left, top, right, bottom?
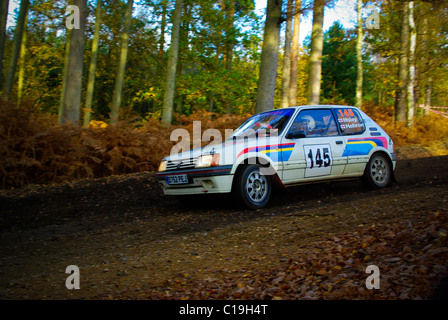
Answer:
291, 115, 316, 136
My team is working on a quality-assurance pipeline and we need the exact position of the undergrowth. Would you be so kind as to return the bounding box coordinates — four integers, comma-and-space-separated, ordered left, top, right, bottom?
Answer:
0, 100, 247, 188
363, 103, 448, 157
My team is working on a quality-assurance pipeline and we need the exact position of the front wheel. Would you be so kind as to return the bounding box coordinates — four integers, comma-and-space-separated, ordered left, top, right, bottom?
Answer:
234, 164, 272, 209
363, 153, 392, 189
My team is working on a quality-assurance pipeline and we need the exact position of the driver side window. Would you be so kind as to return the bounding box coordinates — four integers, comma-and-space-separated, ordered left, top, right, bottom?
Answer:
289, 109, 339, 137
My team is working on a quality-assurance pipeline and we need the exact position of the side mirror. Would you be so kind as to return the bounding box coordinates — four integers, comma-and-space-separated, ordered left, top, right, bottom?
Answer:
286, 130, 307, 139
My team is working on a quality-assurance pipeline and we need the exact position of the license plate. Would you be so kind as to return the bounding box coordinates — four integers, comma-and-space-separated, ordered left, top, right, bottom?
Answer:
166, 174, 188, 185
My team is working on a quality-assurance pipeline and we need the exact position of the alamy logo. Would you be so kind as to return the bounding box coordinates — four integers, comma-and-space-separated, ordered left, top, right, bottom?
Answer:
65, 265, 80, 290
365, 265, 380, 289
66, 5, 80, 30
366, 6, 380, 30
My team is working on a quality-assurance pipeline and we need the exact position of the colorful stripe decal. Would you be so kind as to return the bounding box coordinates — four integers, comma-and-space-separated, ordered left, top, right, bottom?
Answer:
342, 137, 388, 156
237, 143, 296, 162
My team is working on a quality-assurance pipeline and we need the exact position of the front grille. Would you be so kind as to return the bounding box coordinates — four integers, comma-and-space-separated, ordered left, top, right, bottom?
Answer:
166, 157, 196, 171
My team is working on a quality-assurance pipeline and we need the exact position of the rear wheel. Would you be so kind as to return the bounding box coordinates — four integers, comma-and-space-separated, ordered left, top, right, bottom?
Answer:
234, 164, 272, 209
363, 153, 392, 189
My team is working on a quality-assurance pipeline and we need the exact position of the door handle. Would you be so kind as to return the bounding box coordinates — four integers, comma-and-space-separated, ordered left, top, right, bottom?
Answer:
336, 140, 343, 145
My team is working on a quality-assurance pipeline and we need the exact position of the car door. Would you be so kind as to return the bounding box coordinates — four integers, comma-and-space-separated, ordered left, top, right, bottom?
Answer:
280, 108, 347, 184
332, 107, 370, 175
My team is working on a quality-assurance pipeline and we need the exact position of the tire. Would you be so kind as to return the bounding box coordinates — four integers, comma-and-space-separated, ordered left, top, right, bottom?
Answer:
234, 164, 272, 209
363, 153, 392, 189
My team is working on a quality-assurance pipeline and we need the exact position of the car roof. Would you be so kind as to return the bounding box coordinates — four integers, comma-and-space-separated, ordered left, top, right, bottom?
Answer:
255, 105, 363, 116
289, 105, 356, 110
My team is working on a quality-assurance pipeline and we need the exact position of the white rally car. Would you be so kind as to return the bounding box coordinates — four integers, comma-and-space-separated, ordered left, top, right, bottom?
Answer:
156, 105, 397, 209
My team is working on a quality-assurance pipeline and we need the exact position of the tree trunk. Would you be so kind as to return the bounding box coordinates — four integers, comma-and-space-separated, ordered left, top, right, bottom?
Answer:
83, 0, 102, 126
224, 0, 235, 72
425, 77, 432, 110
280, 0, 293, 109
395, 1, 409, 123
58, 28, 71, 124
307, 0, 324, 105
110, 0, 134, 124
406, 1, 416, 127
2, 0, 29, 98
224, 0, 236, 114
255, 0, 282, 113
355, 0, 363, 109
0, 0, 9, 87
420, 12, 429, 116
161, 0, 183, 125
159, 0, 167, 58
209, 94, 214, 120
61, 0, 87, 124
17, 13, 28, 107
289, 0, 301, 106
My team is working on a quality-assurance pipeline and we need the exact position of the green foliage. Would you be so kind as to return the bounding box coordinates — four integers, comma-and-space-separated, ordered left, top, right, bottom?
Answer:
3, 0, 448, 126
321, 21, 357, 105
365, 0, 448, 108
6, 0, 262, 121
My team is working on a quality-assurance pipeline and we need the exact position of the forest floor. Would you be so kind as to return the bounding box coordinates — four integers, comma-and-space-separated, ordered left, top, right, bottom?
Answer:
1, 145, 448, 300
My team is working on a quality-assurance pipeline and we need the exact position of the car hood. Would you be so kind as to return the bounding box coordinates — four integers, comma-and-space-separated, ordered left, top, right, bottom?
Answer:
163, 135, 283, 164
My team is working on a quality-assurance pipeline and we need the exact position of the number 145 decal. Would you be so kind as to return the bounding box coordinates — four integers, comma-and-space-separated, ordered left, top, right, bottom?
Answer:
304, 144, 332, 177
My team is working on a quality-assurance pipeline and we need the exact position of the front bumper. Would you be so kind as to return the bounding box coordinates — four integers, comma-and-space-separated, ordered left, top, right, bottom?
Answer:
155, 165, 234, 195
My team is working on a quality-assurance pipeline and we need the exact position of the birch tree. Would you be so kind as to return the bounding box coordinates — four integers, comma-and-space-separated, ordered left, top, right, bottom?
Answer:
406, 1, 416, 127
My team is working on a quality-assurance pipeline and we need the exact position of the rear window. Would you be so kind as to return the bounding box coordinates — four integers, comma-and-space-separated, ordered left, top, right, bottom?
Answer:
334, 107, 365, 135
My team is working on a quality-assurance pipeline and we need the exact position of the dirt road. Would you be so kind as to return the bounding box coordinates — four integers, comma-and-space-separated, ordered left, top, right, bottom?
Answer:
1, 155, 447, 299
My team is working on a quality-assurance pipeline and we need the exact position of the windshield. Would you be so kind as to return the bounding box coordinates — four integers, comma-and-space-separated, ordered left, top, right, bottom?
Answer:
230, 109, 294, 139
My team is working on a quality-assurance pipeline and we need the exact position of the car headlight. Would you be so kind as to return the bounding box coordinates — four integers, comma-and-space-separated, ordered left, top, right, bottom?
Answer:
158, 160, 167, 172
195, 154, 220, 168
